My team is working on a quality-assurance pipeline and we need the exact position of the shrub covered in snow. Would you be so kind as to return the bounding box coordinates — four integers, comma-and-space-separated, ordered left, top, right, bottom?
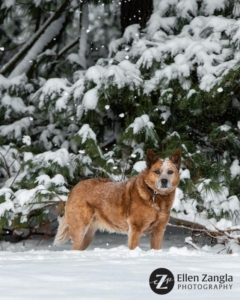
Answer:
0, 0, 240, 249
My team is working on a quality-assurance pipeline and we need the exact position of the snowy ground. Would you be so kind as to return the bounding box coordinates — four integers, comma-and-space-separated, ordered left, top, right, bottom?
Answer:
0, 227, 239, 299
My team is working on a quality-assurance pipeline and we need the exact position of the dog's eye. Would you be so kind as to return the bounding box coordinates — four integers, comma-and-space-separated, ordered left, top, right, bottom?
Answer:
168, 170, 174, 175
154, 170, 160, 174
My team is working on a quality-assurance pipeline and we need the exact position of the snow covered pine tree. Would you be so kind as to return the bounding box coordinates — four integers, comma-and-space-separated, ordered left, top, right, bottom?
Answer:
0, 0, 240, 252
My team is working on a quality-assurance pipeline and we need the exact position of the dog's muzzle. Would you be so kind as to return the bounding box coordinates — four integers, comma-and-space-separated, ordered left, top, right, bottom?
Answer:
161, 178, 168, 188
157, 177, 171, 189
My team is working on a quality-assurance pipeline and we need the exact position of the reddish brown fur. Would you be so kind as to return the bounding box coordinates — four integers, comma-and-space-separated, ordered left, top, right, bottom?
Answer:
54, 149, 181, 250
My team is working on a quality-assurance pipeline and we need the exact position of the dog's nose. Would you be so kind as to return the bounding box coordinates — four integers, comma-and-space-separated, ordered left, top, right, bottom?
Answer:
161, 179, 168, 186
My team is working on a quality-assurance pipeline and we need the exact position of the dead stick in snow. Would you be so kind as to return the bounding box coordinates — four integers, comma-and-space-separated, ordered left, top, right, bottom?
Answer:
168, 217, 240, 242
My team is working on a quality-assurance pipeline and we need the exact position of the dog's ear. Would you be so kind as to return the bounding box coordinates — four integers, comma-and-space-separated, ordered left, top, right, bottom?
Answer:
146, 149, 159, 169
169, 149, 181, 169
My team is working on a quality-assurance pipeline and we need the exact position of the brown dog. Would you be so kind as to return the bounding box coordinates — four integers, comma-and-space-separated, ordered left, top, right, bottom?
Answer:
54, 149, 181, 250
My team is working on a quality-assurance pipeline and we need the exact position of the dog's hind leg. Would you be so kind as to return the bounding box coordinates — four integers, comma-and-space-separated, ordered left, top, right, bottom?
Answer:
79, 224, 97, 250
70, 227, 87, 251
67, 204, 95, 251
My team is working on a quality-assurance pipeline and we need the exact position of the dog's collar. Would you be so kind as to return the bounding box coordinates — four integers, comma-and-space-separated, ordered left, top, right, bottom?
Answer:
145, 180, 170, 201
152, 190, 157, 202
145, 182, 159, 202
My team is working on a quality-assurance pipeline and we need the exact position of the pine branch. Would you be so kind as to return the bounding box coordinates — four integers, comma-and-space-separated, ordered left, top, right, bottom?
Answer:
44, 2, 88, 75
0, 151, 11, 178
9, 157, 21, 188
100, 134, 116, 149
0, 0, 70, 76
58, 37, 79, 59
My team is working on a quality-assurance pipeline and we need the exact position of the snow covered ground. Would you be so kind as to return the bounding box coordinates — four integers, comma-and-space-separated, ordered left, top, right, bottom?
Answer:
0, 228, 239, 299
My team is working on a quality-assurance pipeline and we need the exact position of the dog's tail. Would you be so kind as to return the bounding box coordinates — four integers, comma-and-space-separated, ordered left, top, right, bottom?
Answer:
53, 216, 69, 245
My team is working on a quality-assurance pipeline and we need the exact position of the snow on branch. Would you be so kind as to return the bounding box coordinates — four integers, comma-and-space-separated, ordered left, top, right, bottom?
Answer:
108, 24, 140, 57
128, 114, 154, 134
9, 14, 66, 78
76, 124, 97, 144
0, 0, 69, 76
0, 118, 31, 140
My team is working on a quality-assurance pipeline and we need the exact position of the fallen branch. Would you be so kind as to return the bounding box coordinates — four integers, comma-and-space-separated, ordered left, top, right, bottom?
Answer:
185, 237, 201, 251
168, 216, 240, 243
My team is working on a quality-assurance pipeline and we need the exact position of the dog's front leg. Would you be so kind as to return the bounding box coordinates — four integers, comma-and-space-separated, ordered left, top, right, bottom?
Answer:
128, 225, 142, 250
150, 228, 165, 250
150, 217, 169, 250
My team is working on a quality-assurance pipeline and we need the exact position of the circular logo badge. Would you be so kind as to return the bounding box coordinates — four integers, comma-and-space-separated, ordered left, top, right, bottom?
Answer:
149, 268, 175, 295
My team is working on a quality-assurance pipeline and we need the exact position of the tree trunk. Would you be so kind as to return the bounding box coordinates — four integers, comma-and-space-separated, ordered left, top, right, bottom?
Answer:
78, 3, 89, 70
120, 0, 153, 34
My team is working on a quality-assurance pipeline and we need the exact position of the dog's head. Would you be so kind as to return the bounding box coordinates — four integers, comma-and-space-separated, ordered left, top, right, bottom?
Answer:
145, 149, 181, 195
